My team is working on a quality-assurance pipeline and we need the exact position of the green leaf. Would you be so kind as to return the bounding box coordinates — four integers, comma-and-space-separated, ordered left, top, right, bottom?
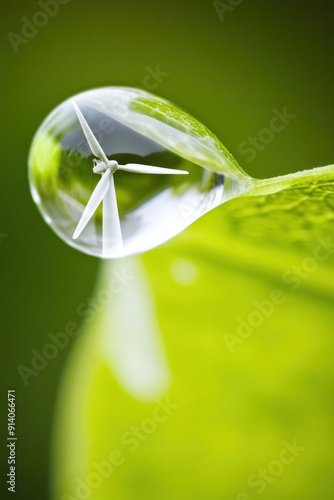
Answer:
52, 163, 334, 500
231, 163, 334, 246
130, 94, 249, 180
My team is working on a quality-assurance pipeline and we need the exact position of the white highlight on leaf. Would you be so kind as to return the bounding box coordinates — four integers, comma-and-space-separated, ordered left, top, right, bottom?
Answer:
99, 257, 171, 401
170, 258, 199, 286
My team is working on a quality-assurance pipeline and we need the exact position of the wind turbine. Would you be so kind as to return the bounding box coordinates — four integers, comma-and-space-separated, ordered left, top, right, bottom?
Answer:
71, 101, 189, 257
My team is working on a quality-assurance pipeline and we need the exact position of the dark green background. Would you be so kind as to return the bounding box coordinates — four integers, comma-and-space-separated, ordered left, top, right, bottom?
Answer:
1, 0, 333, 498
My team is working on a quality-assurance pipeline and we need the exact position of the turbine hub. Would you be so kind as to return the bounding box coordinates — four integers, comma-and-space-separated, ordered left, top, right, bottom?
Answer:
93, 159, 118, 174
106, 160, 118, 173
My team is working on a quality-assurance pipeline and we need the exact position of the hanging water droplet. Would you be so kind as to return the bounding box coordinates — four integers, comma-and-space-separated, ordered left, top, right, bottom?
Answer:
28, 87, 252, 258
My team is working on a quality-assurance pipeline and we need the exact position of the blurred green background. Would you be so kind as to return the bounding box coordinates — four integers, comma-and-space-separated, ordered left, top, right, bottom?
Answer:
1, 0, 334, 498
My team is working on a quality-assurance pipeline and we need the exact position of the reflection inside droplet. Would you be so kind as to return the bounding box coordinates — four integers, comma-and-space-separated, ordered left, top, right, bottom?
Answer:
29, 87, 252, 258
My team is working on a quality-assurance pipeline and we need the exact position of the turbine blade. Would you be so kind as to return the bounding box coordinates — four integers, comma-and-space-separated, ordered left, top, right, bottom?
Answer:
118, 164, 189, 175
73, 170, 111, 239
72, 100, 109, 163
102, 174, 123, 257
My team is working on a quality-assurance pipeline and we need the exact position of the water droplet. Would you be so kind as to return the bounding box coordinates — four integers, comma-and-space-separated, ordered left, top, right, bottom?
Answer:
28, 87, 252, 258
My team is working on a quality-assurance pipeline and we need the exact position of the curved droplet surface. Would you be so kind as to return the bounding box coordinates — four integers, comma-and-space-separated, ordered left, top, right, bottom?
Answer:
28, 87, 252, 258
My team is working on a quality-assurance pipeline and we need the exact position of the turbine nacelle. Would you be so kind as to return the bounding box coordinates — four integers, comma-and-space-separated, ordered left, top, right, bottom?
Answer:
93, 159, 118, 174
